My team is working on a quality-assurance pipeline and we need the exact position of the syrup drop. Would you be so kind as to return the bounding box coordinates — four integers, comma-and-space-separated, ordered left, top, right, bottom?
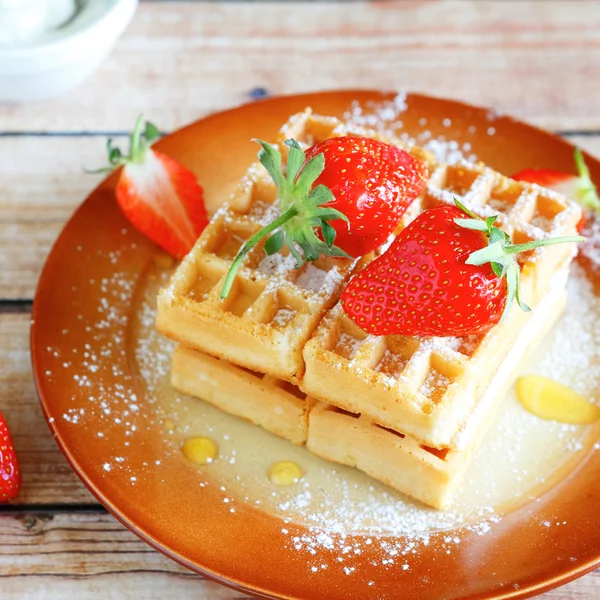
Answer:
268, 460, 303, 486
182, 436, 219, 465
517, 375, 600, 425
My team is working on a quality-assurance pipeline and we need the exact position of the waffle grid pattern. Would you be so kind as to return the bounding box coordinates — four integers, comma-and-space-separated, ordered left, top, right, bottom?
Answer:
159, 109, 581, 447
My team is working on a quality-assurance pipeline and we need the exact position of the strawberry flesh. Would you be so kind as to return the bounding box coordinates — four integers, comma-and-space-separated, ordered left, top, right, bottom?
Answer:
94, 116, 208, 261
117, 150, 208, 260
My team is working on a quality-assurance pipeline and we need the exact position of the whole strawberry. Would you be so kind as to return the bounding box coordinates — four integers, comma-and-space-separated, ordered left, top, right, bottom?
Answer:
0, 413, 21, 502
304, 136, 428, 256
341, 201, 584, 337
220, 136, 427, 299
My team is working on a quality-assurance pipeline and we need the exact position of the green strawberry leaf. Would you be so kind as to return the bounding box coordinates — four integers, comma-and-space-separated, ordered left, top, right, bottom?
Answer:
455, 197, 584, 320
284, 139, 305, 183
321, 220, 336, 248
574, 147, 600, 214
144, 121, 160, 145
264, 230, 284, 255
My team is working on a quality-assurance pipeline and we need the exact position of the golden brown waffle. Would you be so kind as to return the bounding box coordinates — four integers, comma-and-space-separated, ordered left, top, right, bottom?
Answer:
306, 402, 468, 509
156, 111, 432, 383
171, 346, 314, 445
170, 285, 565, 508
301, 160, 581, 449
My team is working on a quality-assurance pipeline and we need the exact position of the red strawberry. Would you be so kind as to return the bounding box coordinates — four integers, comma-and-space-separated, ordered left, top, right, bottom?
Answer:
512, 148, 600, 229
303, 136, 428, 256
95, 116, 208, 260
0, 413, 21, 502
341, 201, 584, 337
219, 137, 427, 299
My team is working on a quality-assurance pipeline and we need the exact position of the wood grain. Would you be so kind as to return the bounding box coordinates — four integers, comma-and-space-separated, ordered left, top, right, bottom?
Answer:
1, 1, 600, 133
0, 512, 251, 599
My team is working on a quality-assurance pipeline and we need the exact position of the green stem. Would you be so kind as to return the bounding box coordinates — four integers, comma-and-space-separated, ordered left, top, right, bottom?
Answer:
130, 114, 145, 162
219, 206, 299, 300
505, 235, 585, 254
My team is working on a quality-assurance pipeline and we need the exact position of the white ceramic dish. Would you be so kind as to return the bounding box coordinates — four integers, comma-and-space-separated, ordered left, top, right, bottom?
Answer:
0, 0, 137, 103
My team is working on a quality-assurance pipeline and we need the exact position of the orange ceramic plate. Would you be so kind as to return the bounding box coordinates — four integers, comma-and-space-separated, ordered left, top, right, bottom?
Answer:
31, 91, 600, 599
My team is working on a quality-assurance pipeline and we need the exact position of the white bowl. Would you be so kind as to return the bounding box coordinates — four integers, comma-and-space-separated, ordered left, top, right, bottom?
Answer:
0, 0, 138, 103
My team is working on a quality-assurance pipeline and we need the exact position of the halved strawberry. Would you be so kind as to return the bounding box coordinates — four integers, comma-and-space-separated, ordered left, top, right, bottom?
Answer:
0, 412, 21, 502
94, 117, 208, 260
512, 148, 600, 228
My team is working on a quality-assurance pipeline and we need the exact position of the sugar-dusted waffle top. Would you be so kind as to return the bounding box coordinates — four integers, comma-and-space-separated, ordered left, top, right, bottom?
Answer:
156, 111, 433, 383
301, 159, 581, 449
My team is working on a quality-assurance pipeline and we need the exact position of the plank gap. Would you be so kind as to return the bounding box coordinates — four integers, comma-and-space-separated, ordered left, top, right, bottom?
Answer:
0, 301, 32, 314
0, 504, 105, 514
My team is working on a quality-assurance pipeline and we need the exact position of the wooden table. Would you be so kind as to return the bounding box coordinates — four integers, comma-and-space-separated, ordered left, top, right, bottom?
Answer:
1, 1, 599, 598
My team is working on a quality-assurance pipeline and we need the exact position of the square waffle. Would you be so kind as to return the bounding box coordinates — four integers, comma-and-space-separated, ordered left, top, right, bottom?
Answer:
301, 160, 581, 449
170, 281, 565, 508
156, 111, 434, 383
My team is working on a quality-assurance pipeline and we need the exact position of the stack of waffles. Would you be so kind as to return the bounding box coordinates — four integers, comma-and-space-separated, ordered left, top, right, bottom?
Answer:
156, 110, 581, 508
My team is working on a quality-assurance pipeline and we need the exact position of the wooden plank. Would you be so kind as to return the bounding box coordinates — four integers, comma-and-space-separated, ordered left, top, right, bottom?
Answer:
0, 510, 596, 598
2, 575, 250, 600
1, 134, 599, 301
0, 313, 95, 504
0, 222, 63, 301
1, 2, 600, 132
0, 512, 250, 599
0, 136, 118, 222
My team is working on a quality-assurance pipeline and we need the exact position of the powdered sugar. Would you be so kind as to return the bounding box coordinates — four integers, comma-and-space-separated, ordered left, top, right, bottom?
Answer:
343, 92, 478, 164
247, 200, 280, 227
419, 371, 451, 399
334, 332, 363, 360
296, 264, 328, 292
272, 308, 296, 328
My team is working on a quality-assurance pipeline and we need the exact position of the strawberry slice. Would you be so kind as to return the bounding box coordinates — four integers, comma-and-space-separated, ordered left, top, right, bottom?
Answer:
512, 148, 600, 219
341, 200, 584, 337
0, 412, 21, 502
94, 116, 208, 260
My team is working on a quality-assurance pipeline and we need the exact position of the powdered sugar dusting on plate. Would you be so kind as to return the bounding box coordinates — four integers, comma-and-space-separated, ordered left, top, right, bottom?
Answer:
343, 92, 477, 164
